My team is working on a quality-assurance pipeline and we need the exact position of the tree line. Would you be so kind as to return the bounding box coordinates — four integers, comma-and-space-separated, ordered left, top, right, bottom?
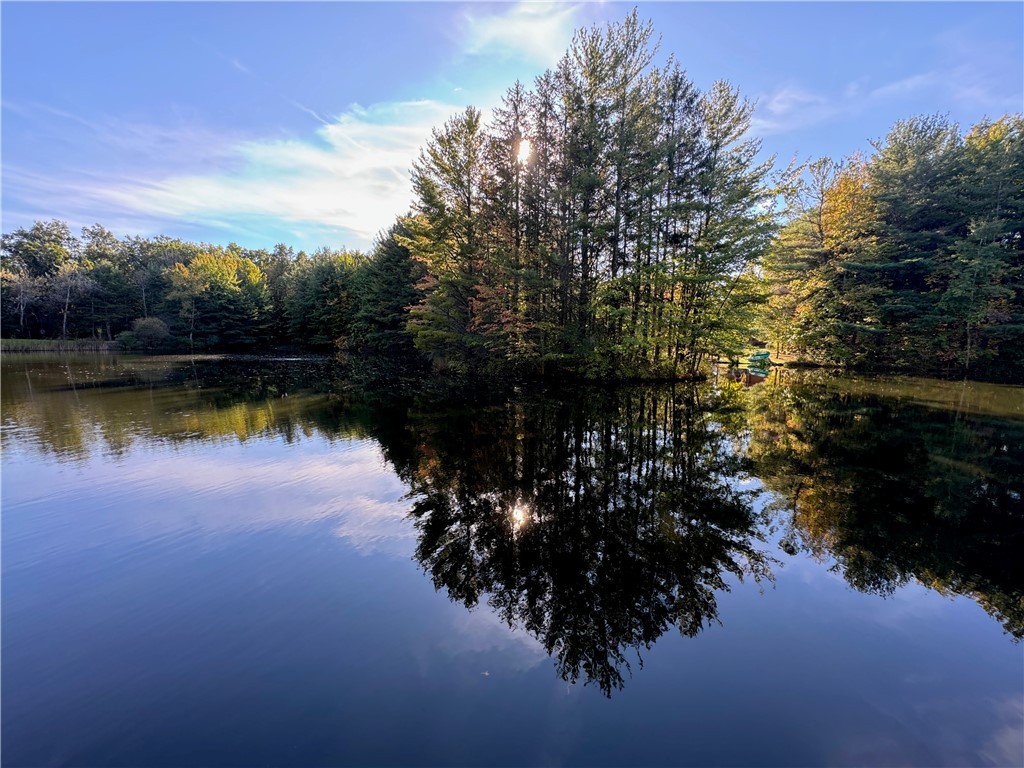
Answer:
0, 218, 424, 362
2, 12, 1021, 382
759, 114, 1023, 381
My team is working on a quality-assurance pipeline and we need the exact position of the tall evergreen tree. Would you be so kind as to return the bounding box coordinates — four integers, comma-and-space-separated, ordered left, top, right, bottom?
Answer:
399, 107, 487, 372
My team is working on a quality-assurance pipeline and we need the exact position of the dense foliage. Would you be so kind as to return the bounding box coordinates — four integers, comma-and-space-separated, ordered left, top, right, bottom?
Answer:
758, 115, 1024, 381
0, 220, 424, 363
400, 12, 776, 379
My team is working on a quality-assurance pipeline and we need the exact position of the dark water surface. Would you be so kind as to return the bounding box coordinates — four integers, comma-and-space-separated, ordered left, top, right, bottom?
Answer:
2, 355, 1022, 767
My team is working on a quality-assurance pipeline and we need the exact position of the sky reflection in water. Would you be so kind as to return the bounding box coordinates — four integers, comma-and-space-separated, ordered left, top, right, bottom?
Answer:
2, 355, 1021, 766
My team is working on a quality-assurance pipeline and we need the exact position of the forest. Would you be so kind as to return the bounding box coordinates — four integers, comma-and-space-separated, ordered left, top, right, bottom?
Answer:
2, 12, 1021, 382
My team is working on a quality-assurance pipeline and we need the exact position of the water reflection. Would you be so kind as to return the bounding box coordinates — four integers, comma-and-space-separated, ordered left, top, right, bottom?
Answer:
3, 355, 1022, 697
745, 372, 1024, 639
0, 355, 367, 458
379, 386, 773, 695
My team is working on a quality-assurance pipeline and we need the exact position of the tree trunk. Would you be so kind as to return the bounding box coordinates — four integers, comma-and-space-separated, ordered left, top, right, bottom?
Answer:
62, 284, 71, 339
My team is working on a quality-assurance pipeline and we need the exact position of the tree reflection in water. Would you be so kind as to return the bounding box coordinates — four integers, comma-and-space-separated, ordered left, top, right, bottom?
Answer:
745, 373, 1024, 639
385, 385, 773, 695
4, 356, 1020, 692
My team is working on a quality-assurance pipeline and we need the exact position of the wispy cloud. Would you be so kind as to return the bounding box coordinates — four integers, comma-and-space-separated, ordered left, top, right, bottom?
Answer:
868, 72, 938, 100
288, 99, 330, 126
3, 1, 581, 248
101, 99, 461, 244
762, 86, 826, 117
2, 100, 248, 236
462, 3, 579, 66
2, 100, 241, 171
3, 99, 462, 247
980, 697, 1024, 768
751, 73, 942, 137
196, 37, 330, 125
936, 20, 1024, 111
441, 608, 547, 669
748, 11, 1021, 142
194, 38, 251, 76
751, 56, 1019, 140
750, 85, 839, 137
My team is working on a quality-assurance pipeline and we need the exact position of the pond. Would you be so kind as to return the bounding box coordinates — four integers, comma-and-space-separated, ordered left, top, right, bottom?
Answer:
2, 355, 1021, 766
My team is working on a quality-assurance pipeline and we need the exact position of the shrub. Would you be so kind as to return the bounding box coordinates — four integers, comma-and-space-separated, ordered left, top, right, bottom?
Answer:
117, 317, 174, 352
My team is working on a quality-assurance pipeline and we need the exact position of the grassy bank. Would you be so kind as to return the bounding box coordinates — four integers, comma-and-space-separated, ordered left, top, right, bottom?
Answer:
2, 339, 116, 353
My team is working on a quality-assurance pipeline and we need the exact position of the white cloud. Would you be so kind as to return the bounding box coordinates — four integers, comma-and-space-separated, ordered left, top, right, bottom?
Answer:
762, 86, 825, 117
750, 56, 1016, 139
750, 85, 839, 137
869, 72, 938, 100
462, 2, 579, 66
3, 2, 583, 248
4, 99, 464, 248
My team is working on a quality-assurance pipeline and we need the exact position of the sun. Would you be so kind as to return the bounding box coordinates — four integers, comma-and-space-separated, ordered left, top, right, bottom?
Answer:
517, 138, 532, 165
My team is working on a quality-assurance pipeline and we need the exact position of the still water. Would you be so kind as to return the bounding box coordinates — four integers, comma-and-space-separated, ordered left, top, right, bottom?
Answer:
2, 355, 1021, 766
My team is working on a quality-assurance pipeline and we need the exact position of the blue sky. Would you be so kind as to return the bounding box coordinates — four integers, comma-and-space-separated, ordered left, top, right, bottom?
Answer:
2, 2, 1022, 252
